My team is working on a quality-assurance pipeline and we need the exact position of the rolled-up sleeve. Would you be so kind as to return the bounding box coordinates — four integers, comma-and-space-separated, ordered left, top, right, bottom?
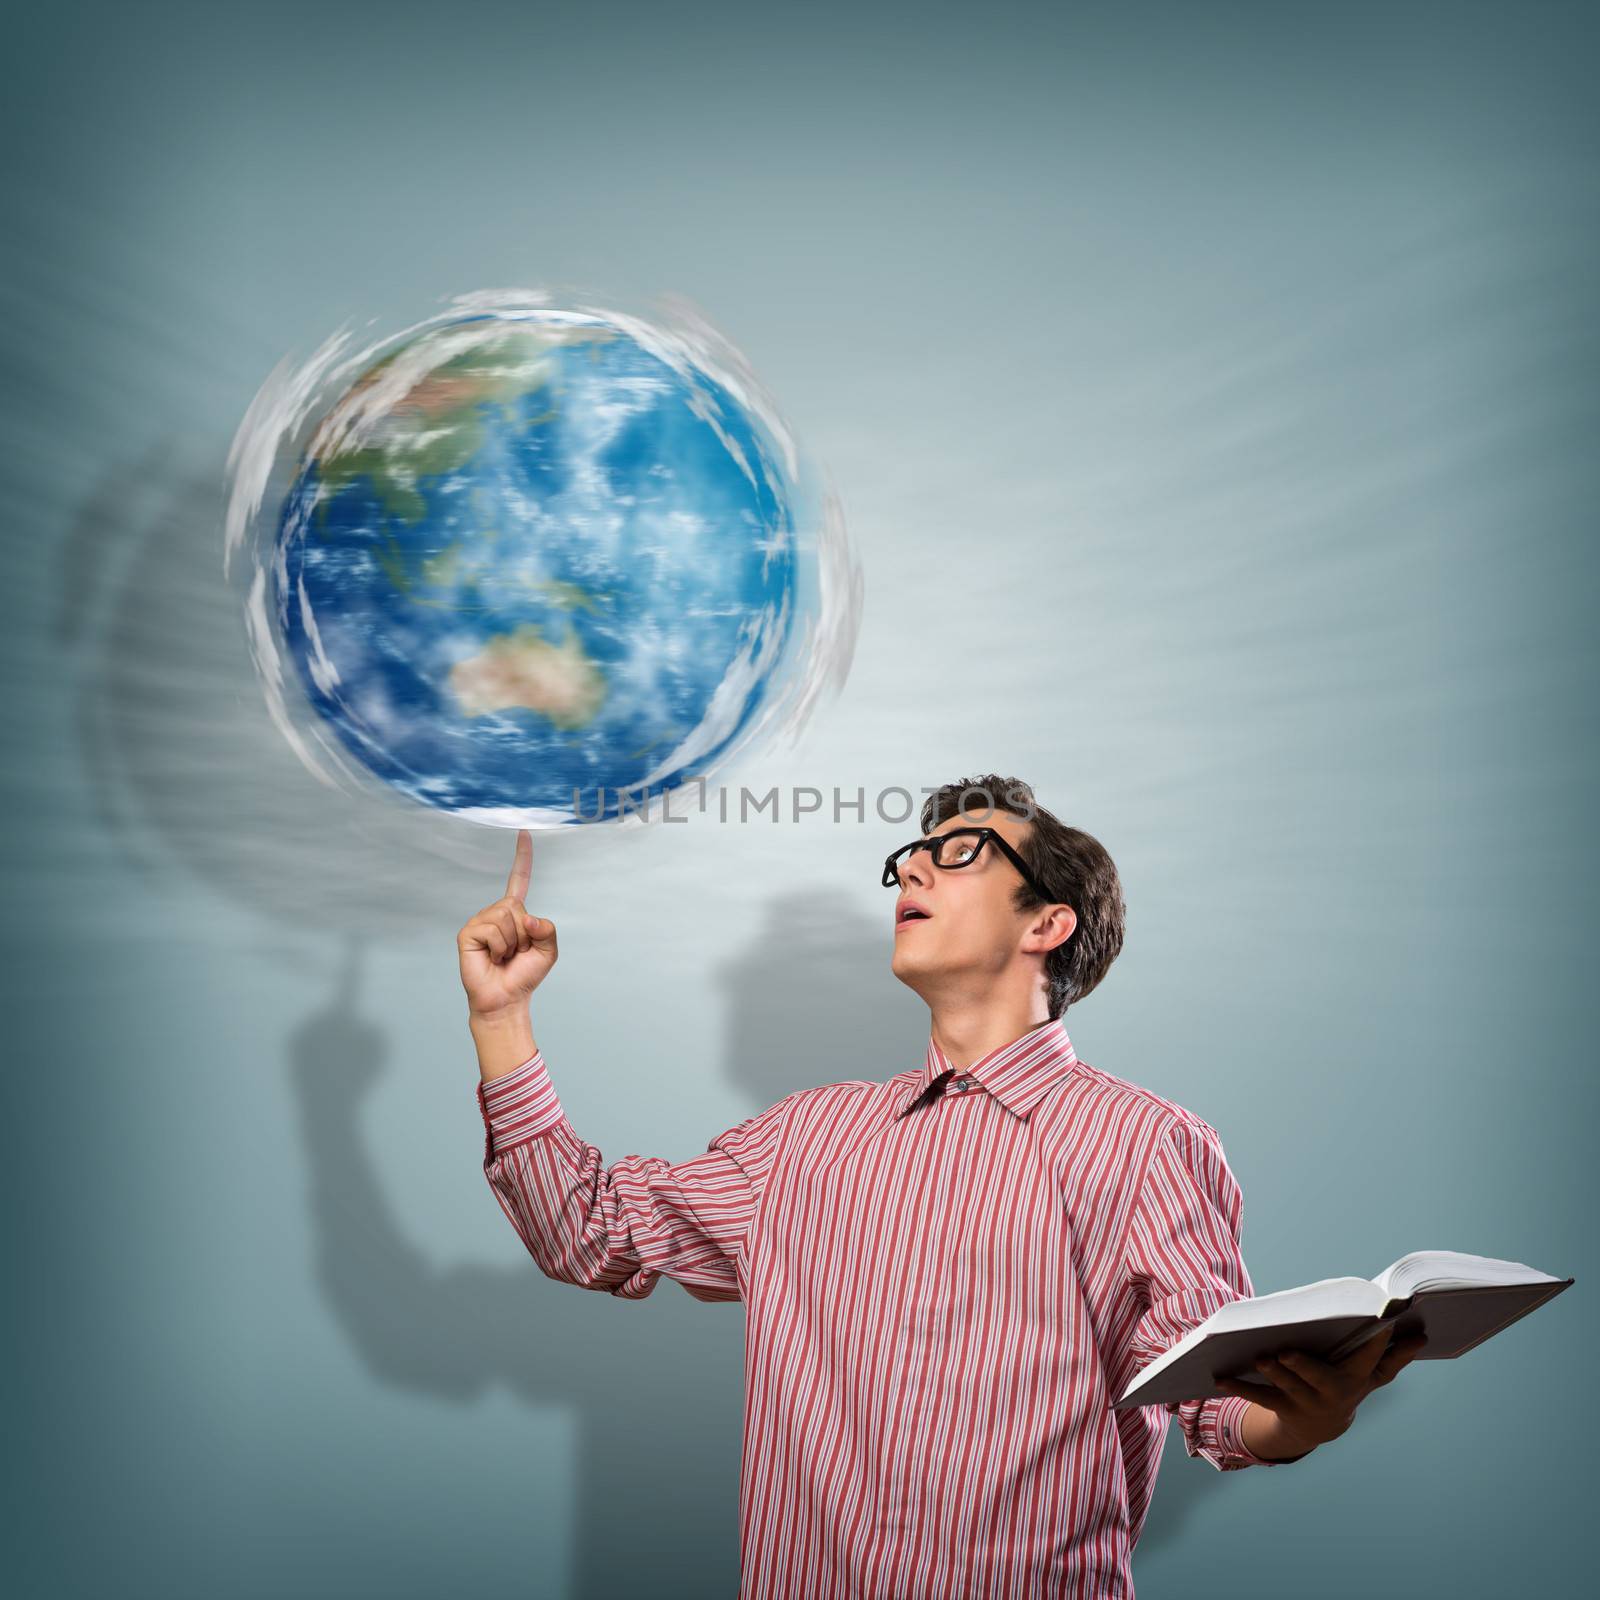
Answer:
477, 1050, 791, 1303
1123, 1116, 1303, 1471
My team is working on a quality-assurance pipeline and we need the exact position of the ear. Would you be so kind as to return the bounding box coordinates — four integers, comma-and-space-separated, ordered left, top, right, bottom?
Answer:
1023, 903, 1076, 954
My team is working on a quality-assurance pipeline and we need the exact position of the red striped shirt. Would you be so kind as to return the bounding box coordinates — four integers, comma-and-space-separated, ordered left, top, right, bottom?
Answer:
477, 1016, 1292, 1597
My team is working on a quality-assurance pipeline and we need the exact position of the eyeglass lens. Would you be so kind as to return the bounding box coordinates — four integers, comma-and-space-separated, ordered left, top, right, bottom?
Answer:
885, 830, 987, 883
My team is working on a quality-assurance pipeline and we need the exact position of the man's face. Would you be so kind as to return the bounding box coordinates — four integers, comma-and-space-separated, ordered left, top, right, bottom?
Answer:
889, 808, 1073, 1001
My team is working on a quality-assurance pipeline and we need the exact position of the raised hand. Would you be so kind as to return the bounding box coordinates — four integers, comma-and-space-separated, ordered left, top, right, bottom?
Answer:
456, 828, 559, 1021
1215, 1324, 1429, 1457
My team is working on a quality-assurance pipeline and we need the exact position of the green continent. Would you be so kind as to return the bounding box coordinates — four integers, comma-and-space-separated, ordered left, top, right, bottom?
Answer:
305, 322, 616, 561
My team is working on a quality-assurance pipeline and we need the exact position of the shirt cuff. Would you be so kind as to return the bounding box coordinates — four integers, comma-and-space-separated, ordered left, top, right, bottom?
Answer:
477, 1049, 564, 1159
1209, 1393, 1310, 1468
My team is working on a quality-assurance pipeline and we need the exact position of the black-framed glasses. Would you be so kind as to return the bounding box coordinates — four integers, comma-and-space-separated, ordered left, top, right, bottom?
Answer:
882, 826, 1056, 904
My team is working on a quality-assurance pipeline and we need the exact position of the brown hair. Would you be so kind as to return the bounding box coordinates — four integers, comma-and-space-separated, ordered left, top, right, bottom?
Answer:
920, 774, 1126, 1018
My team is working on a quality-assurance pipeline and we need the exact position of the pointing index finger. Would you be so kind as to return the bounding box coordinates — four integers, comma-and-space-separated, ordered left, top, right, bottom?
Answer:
505, 828, 531, 903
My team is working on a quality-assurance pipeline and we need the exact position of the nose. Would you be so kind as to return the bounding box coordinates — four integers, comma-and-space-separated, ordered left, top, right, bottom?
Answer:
897, 845, 935, 893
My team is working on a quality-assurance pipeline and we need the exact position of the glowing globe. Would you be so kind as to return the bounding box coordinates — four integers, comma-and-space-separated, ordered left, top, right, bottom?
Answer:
224, 294, 859, 826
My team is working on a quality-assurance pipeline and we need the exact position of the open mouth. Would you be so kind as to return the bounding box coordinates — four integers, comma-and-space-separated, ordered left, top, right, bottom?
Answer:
896, 903, 932, 928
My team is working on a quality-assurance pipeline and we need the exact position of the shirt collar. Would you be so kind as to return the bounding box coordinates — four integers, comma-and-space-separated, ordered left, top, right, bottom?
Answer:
894, 1017, 1081, 1122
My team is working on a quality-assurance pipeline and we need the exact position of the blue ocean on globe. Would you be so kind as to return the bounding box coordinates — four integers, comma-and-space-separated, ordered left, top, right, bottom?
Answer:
247, 305, 825, 825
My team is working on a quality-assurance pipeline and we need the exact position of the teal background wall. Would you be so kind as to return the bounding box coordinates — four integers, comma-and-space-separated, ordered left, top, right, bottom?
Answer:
4, 2, 1594, 1595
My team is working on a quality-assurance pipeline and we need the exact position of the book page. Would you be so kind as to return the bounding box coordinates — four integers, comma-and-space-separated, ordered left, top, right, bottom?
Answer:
1373, 1250, 1564, 1303
1204, 1275, 1385, 1332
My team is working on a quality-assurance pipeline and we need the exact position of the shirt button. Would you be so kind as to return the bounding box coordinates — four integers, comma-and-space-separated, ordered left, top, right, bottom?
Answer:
951, 1076, 972, 1092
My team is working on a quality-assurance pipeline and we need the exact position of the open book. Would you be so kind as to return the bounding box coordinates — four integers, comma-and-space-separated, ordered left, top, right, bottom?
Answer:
1113, 1249, 1573, 1411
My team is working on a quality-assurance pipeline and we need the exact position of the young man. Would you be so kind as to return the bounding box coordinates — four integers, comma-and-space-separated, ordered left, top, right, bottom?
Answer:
459, 774, 1424, 1598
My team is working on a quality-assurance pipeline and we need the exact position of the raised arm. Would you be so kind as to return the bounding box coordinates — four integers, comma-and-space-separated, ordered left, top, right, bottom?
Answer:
458, 829, 789, 1302
475, 1041, 789, 1300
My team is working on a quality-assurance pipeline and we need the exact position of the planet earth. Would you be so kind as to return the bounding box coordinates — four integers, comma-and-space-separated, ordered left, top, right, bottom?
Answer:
254, 305, 826, 825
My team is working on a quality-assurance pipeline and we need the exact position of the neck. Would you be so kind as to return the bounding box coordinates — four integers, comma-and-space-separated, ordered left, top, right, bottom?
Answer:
928, 994, 1055, 1072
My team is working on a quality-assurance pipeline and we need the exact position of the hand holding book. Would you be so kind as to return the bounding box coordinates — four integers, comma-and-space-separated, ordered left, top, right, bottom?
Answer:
1115, 1249, 1573, 1421
1216, 1322, 1430, 1458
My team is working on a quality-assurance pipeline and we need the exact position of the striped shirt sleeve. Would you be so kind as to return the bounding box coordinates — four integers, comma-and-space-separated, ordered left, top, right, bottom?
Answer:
1124, 1116, 1304, 1471
476, 1049, 791, 1304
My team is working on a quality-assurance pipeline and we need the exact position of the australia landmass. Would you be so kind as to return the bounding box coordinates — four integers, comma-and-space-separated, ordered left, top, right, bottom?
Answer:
447, 621, 607, 731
